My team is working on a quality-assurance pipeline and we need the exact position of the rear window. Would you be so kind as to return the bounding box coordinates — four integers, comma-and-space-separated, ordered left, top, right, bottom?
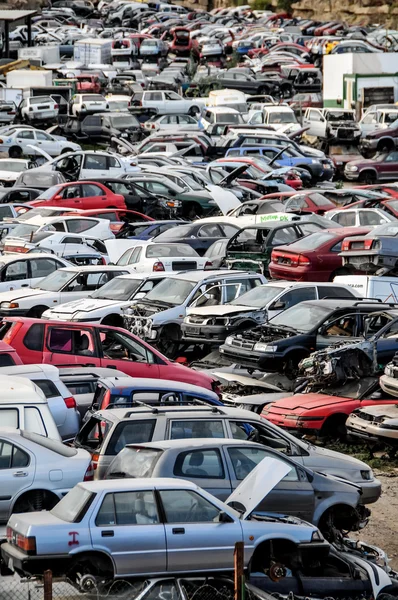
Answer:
105, 447, 161, 478
83, 95, 104, 102
21, 431, 78, 457
34, 379, 60, 399
0, 353, 16, 367
30, 97, 53, 105
23, 323, 45, 351
105, 420, 156, 456
50, 485, 94, 523
287, 231, 337, 251
146, 244, 197, 258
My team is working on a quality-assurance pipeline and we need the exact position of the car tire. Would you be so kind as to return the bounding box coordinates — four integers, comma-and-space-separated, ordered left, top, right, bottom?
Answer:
101, 314, 124, 327
358, 170, 377, 184
68, 552, 114, 591
284, 351, 309, 379
27, 305, 49, 318
320, 413, 348, 440
157, 325, 181, 358
9, 146, 22, 158
182, 201, 202, 220
188, 106, 199, 116
377, 139, 394, 153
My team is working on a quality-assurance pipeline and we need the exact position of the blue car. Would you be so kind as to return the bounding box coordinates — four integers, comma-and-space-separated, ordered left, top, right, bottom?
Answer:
123, 220, 189, 241
226, 145, 325, 182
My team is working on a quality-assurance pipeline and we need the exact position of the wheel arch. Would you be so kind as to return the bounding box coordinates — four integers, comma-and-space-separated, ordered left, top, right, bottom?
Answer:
11, 488, 60, 514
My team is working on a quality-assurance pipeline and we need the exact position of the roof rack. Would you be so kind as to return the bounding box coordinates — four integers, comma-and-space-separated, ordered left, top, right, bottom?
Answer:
123, 402, 225, 417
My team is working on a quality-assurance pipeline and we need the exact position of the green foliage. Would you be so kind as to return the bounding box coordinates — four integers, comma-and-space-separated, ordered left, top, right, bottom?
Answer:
276, 0, 294, 12
250, 0, 273, 8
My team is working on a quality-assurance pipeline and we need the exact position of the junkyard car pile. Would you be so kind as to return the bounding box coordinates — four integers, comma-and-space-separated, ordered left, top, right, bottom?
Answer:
2, 2, 398, 600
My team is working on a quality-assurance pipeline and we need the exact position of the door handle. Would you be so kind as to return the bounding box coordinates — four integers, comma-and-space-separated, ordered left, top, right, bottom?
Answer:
21, 284, 29, 287
106, 365, 117, 369
13, 471, 28, 477
172, 528, 185, 535
101, 530, 114, 537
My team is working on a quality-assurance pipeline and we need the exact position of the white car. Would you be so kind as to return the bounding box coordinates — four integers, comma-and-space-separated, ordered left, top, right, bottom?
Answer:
104, 94, 130, 112
0, 127, 81, 158
42, 272, 176, 324
0, 158, 31, 186
109, 241, 208, 271
141, 90, 204, 116
145, 113, 198, 132
0, 265, 128, 318
19, 96, 59, 122
3, 216, 115, 254
0, 253, 70, 293
324, 207, 396, 228
30, 149, 140, 180
70, 93, 109, 116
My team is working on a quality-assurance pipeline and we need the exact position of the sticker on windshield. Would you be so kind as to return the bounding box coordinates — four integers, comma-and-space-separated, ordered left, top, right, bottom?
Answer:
257, 214, 290, 222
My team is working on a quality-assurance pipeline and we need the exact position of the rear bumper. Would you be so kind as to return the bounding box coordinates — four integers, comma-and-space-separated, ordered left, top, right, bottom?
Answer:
1, 542, 71, 578
268, 265, 330, 282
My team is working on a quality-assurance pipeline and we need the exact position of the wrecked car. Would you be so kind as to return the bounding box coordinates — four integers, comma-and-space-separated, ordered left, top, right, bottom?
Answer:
106, 439, 370, 542
380, 352, 398, 397
347, 403, 398, 453
182, 282, 356, 347
1, 458, 330, 583
123, 270, 265, 356
303, 108, 361, 142
340, 222, 398, 275
224, 220, 326, 276
219, 299, 395, 377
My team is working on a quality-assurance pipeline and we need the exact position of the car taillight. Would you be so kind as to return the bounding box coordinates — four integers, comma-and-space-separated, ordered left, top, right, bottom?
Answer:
298, 254, 311, 266
341, 240, 350, 251
3, 321, 23, 345
54, 104, 59, 109
364, 239, 373, 250
91, 452, 100, 471
101, 389, 111, 409
153, 261, 165, 271
101, 257, 107, 265
0, 138, 3, 143
151, 123, 156, 129
64, 396, 76, 409
205, 261, 213, 269
6, 526, 12, 542
16, 534, 36, 555
84, 462, 94, 481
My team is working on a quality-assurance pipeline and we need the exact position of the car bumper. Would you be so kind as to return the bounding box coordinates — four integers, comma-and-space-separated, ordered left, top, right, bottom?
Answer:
220, 345, 282, 371
262, 413, 326, 433
347, 420, 398, 443
1, 543, 71, 578
268, 264, 330, 282
0, 308, 29, 317
344, 171, 360, 181
182, 323, 229, 345
379, 374, 398, 396
360, 139, 378, 152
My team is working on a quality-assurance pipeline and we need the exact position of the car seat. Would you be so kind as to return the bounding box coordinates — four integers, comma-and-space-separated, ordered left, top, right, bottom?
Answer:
185, 451, 207, 477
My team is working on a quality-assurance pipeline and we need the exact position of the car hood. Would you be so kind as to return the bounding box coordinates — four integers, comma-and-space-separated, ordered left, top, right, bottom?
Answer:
270, 393, 349, 411
0, 288, 47, 302
46, 297, 119, 314
346, 158, 379, 167
205, 184, 241, 215
227, 456, 291, 519
105, 239, 139, 263
356, 404, 398, 418
187, 304, 258, 317
210, 371, 284, 392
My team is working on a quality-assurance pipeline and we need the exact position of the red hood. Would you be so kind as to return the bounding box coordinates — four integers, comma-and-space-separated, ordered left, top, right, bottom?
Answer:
269, 393, 348, 412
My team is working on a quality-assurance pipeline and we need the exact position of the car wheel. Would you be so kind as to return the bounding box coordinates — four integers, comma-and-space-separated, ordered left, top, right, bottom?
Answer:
188, 106, 199, 116
101, 314, 124, 327
377, 139, 394, 153
68, 553, 114, 593
182, 201, 202, 220
358, 170, 377, 184
27, 305, 49, 318
9, 146, 22, 158
320, 413, 348, 441
284, 352, 309, 380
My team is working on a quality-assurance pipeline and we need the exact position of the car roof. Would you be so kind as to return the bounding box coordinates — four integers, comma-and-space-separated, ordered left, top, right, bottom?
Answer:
104, 377, 218, 396
58, 265, 125, 272
145, 269, 251, 282
0, 375, 47, 403
79, 477, 199, 493
125, 438, 262, 452
0, 253, 66, 264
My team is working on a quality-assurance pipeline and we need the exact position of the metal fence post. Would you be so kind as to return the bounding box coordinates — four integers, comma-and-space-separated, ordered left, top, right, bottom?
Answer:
43, 570, 52, 600
234, 541, 245, 600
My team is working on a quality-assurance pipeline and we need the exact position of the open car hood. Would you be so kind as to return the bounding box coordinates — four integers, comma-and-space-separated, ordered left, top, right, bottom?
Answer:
211, 371, 284, 391
105, 239, 139, 263
205, 184, 241, 215
227, 456, 291, 519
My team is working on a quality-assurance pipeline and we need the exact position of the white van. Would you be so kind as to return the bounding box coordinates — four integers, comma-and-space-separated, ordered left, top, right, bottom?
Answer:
199, 106, 244, 131
334, 275, 398, 302
207, 89, 248, 114
0, 375, 61, 441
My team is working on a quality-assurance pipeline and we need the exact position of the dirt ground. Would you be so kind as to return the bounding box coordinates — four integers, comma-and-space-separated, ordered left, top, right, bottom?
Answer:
352, 473, 398, 570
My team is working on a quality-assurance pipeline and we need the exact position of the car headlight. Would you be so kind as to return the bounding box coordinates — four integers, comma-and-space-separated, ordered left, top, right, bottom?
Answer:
346, 165, 358, 171
311, 159, 319, 164
254, 343, 277, 352
384, 365, 393, 377
225, 336, 234, 346
1, 302, 19, 309
361, 469, 373, 481
311, 530, 323, 542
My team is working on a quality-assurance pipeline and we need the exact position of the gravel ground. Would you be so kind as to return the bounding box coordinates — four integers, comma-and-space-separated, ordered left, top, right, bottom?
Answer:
352, 472, 398, 570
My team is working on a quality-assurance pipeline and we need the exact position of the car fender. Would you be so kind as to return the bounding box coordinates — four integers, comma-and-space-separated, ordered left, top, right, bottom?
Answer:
312, 496, 360, 526
279, 344, 311, 358
68, 544, 116, 568
375, 135, 395, 144
358, 166, 378, 176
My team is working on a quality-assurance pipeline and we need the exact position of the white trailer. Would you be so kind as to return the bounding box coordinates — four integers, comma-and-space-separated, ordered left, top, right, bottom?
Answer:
0, 88, 23, 106
18, 46, 60, 65
74, 39, 112, 65
6, 70, 53, 89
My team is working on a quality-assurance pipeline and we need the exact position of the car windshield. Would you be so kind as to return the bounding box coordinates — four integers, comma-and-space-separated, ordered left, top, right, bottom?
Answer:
368, 224, 398, 237
0, 161, 26, 172
178, 173, 202, 191
50, 485, 94, 523
144, 277, 196, 305
106, 447, 162, 478
36, 185, 63, 201
270, 303, 332, 333
269, 112, 297, 124
109, 115, 139, 129
216, 113, 243, 124
145, 244, 197, 258
37, 269, 76, 291
327, 111, 354, 121
19, 173, 59, 187
230, 284, 282, 308
11, 224, 39, 237
90, 277, 140, 300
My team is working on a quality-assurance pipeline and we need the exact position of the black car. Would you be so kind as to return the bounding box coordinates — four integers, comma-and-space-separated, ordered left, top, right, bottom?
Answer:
52, 0, 94, 17
80, 112, 143, 144
208, 72, 286, 97
153, 221, 240, 255
219, 299, 394, 376
0, 187, 41, 203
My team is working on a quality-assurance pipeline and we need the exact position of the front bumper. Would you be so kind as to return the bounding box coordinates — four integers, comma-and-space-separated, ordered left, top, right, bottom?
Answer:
380, 374, 398, 396
344, 170, 360, 181
181, 323, 228, 345
220, 344, 282, 371
1, 542, 71, 578
347, 419, 398, 444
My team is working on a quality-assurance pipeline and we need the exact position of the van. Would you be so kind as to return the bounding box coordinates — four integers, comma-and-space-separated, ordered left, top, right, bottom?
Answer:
207, 89, 248, 114
199, 106, 244, 131
334, 275, 398, 302
0, 375, 61, 440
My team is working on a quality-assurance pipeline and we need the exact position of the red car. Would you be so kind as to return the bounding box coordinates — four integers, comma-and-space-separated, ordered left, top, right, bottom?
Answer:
0, 318, 218, 392
68, 209, 153, 233
215, 158, 303, 190
168, 27, 192, 55
261, 377, 398, 438
28, 181, 126, 211
269, 226, 370, 281
76, 75, 102, 94
281, 191, 336, 215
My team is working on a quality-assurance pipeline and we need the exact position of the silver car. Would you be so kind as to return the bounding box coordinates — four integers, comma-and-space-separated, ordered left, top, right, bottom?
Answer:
2, 459, 329, 583
105, 438, 368, 540
0, 428, 91, 524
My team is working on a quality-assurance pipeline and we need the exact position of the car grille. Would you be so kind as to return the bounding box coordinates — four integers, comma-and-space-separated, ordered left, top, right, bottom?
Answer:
187, 315, 207, 325
355, 410, 385, 424
337, 127, 356, 139
172, 261, 197, 270
230, 338, 255, 350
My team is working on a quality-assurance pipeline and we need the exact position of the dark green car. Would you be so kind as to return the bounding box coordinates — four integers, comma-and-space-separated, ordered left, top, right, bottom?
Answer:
225, 220, 325, 276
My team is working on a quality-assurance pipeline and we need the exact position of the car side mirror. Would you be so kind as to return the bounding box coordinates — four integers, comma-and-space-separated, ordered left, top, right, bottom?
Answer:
219, 511, 233, 523
91, 403, 99, 412
270, 300, 285, 310
54, 194, 62, 201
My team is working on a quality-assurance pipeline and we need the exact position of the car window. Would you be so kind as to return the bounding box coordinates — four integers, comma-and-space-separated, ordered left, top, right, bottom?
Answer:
2, 260, 28, 281
34, 379, 60, 399
271, 227, 299, 246
108, 156, 120, 168
23, 323, 45, 351
0, 440, 29, 469
227, 446, 298, 481
67, 219, 95, 233
198, 224, 222, 238
170, 420, 225, 440
224, 277, 260, 303
322, 314, 357, 337
30, 258, 60, 279
17, 130, 35, 140
24, 406, 46, 436
36, 131, 52, 141
359, 212, 387, 226
385, 152, 398, 162
96, 491, 159, 526
47, 327, 96, 356
159, 489, 221, 523
280, 287, 316, 308
0, 206, 14, 221
84, 154, 108, 170
318, 286, 354, 299
99, 329, 155, 363
229, 421, 292, 454
82, 184, 103, 197
174, 449, 224, 479
334, 212, 356, 227
106, 420, 156, 455
0, 408, 19, 428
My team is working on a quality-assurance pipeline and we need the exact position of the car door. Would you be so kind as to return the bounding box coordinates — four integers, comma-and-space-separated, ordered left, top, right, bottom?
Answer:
13, 129, 35, 154
80, 183, 107, 209
171, 448, 232, 500
97, 327, 160, 378
81, 153, 109, 178
0, 259, 31, 292
225, 445, 315, 522
29, 257, 64, 287
34, 130, 58, 155
144, 91, 164, 111
158, 487, 242, 572
0, 437, 34, 523
58, 183, 82, 208
303, 108, 326, 137
43, 324, 101, 367
164, 91, 185, 112
315, 312, 361, 350
365, 313, 398, 365
359, 111, 378, 136
90, 490, 167, 576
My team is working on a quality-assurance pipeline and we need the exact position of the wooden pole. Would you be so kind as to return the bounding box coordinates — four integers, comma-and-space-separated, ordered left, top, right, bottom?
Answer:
43, 569, 52, 600
234, 541, 245, 600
